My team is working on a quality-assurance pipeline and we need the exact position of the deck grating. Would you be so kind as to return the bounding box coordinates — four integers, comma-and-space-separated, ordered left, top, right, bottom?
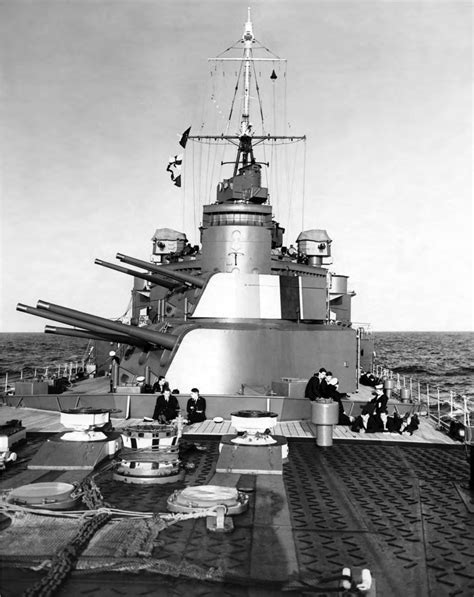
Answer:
0, 437, 471, 596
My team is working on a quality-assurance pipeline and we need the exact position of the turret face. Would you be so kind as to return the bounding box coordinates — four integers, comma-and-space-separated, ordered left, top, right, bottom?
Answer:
200, 203, 273, 274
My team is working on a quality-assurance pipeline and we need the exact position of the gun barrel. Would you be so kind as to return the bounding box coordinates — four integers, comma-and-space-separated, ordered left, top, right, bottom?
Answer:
116, 253, 205, 288
95, 259, 179, 290
35, 300, 177, 350
17, 304, 149, 348
44, 325, 147, 348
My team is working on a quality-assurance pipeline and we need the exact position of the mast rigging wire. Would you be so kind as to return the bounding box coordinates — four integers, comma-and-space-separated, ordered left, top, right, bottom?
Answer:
185, 38, 305, 243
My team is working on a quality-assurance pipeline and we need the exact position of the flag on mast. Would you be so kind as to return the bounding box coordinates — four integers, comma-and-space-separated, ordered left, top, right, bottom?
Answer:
179, 126, 191, 148
166, 154, 183, 187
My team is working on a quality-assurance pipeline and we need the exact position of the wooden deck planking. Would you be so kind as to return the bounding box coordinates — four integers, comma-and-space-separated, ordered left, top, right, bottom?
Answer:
184, 419, 234, 435
0, 406, 458, 445
332, 418, 456, 444
0, 407, 63, 433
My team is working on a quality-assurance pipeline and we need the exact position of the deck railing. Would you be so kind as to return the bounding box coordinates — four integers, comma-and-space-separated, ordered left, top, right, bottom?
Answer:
2, 361, 86, 390
2, 362, 166, 397
373, 364, 471, 432
3, 362, 471, 435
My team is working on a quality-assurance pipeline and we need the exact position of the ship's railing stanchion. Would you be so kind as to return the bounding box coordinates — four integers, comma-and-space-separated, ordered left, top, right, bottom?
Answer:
437, 387, 441, 427
463, 396, 470, 428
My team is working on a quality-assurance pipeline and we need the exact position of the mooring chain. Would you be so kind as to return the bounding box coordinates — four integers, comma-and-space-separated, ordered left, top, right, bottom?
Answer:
76, 476, 110, 510
23, 510, 111, 597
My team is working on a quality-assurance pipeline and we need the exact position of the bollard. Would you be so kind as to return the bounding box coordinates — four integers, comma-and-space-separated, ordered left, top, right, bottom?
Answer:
399, 388, 411, 403
383, 378, 394, 399
311, 400, 339, 447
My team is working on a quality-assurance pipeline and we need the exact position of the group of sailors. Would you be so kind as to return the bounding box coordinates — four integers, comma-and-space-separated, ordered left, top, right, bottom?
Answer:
150, 376, 206, 425
305, 368, 353, 426
271, 244, 310, 265
305, 367, 419, 435
145, 367, 420, 435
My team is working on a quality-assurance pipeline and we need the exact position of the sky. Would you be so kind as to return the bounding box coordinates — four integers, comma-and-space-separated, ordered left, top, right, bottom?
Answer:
0, 0, 472, 332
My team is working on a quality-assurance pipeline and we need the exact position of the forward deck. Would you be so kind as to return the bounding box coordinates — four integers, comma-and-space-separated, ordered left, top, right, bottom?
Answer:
0, 405, 472, 596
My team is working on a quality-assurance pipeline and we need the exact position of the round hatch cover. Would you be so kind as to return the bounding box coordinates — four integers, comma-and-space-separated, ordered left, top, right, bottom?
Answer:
8, 482, 80, 509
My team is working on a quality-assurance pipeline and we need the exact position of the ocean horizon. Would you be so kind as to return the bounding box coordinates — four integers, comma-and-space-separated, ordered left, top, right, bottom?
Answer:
1, 331, 472, 402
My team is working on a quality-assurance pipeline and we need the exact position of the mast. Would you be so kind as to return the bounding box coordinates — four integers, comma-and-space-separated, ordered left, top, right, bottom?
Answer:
186, 10, 305, 197
235, 7, 255, 174
241, 7, 253, 137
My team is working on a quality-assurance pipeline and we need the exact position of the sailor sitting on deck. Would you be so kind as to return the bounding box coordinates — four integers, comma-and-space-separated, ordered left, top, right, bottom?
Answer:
325, 377, 353, 426
152, 375, 169, 394
351, 383, 389, 433
152, 388, 180, 423
186, 388, 206, 424
399, 412, 420, 435
359, 370, 380, 387
319, 370, 333, 398
304, 368, 327, 401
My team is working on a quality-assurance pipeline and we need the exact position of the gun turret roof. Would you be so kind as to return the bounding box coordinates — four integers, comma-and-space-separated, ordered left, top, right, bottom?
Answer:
151, 228, 187, 241
297, 229, 332, 242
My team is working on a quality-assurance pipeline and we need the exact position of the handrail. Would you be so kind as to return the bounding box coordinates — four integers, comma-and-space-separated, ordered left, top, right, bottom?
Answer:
372, 363, 471, 432
2, 360, 87, 390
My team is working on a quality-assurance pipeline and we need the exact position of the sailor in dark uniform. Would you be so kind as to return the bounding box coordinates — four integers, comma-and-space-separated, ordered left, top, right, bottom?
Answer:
152, 375, 169, 394
305, 368, 326, 401
186, 387, 206, 424
152, 388, 180, 422
362, 383, 389, 432
368, 384, 389, 415
319, 370, 333, 398
325, 377, 352, 425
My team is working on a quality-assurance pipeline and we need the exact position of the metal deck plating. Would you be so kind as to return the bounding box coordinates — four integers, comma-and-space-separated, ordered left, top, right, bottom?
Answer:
0, 431, 472, 596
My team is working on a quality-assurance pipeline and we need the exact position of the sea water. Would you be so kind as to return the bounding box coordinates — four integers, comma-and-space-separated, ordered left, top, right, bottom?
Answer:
0, 333, 90, 381
0, 331, 472, 402
374, 331, 473, 402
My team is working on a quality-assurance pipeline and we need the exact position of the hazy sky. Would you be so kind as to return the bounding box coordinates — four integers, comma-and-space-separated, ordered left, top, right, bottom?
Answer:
1, 0, 472, 332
